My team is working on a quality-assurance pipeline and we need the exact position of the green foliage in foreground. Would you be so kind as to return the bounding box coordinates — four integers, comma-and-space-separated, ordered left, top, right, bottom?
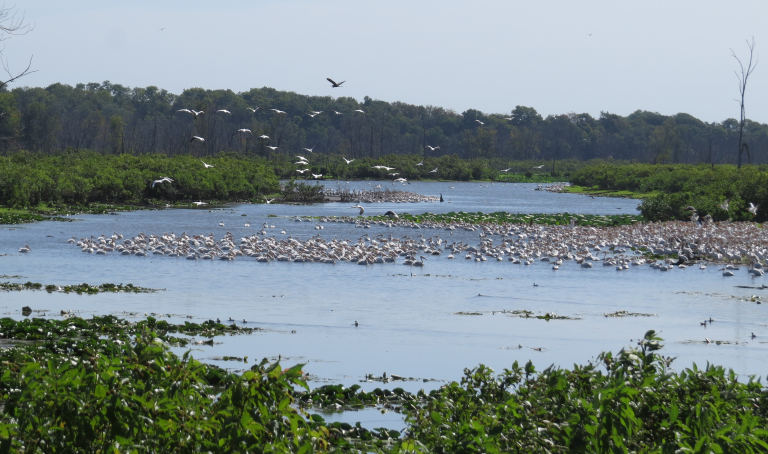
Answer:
0, 150, 279, 209
571, 163, 768, 222
1, 318, 768, 453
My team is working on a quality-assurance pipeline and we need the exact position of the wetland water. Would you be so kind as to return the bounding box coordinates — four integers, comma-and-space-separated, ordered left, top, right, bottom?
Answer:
2, 181, 767, 428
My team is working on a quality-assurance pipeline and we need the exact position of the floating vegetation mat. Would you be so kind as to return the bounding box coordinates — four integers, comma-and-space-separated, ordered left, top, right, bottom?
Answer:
504, 310, 580, 320
604, 310, 659, 318
453, 311, 483, 316
0, 282, 162, 294
677, 339, 745, 345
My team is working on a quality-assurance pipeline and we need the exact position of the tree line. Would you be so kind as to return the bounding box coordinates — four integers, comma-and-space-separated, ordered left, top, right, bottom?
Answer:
1, 81, 766, 165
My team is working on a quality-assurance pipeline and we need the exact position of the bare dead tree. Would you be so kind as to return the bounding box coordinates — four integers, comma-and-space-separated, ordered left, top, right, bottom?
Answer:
732, 37, 757, 168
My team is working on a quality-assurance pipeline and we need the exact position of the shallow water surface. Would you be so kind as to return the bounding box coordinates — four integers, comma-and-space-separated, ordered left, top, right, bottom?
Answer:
2, 182, 767, 428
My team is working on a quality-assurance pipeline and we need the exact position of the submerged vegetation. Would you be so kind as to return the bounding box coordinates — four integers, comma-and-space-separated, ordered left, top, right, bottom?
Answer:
1, 317, 767, 452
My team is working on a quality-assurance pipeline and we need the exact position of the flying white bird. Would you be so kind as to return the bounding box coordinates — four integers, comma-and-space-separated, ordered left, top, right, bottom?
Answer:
748, 202, 759, 215
388, 173, 399, 176
270, 109, 286, 114
263, 196, 275, 204
426, 145, 440, 151
258, 135, 270, 139
416, 160, 424, 166
190, 136, 205, 143
247, 107, 259, 112
237, 129, 252, 134
333, 111, 343, 115
475, 119, 484, 125
178, 109, 204, 120
343, 157, 355, 164
152, 177, 173, 188
429, 167, 438, 173
296, 169, 309, 174
308, 112, 320, 118
719, 199, 729, 211
311, 111, 322, 115
382, 166, 395, 171
500, 168, 511, 173
302, 146, 316, 153
326, 78, 345, 87
354, 109, 365, 114
531, 165, 545, 169
294, 161, 309, 165
394, 178, 409, 184
201, 160, 214, 168
217, 109, 231, 114
266, 146, 279, 151
312, 174, 323, 179
350, 204, 364, 215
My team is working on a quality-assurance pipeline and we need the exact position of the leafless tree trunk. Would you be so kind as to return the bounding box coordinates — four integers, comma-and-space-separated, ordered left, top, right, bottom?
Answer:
0, 6, 35, 90
732, 37, 757, 168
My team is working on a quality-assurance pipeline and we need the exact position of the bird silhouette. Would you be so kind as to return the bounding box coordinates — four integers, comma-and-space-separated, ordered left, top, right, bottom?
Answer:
326, 78, 345, 87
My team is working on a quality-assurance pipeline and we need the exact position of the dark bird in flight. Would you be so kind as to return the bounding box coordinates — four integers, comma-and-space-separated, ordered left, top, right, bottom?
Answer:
326, 78, 345, 88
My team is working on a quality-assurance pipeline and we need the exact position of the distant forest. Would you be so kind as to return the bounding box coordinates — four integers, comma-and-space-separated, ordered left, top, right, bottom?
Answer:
0, 81, 766, 165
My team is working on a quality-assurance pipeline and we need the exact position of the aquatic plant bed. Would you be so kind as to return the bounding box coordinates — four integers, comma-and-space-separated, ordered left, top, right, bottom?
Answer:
379, 211, 644, 226
0, 321, 767, 451
0, 282, 161, 294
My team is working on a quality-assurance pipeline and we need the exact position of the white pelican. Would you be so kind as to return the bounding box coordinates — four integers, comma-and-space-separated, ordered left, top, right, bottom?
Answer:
201, 160, 214, 168
151, 177, 173, 188
190, 136, 205, 143
388, 173, 399, 176
719, 199, 729, 211
383, 166, 395, 171
394, 178, 409, 183
354, 109, 365, 114
475, 119, 484, 125
264, 196, 275, 204
326, 78, 345, 87
531, 165, 545, 169
312, 174, 323, 179
219, 221, 225, 227
258, 135, 270, 139
426, 145, 440, 151
296, 169, 309, 174
19, 245, 31, 253
308, 112, 320, 118
237, 129, 252, 134
429, 167, 438, 173
294, 161, 309, 165
343, 157, 354, 164
748, 202, 758, 215
217, 109, 232, 114
192, 201, 207, 206
500, 168, 511, 172
302, 146, 316, 153
266, 146, 279, 151
270, 109, 286, 114
333, 111, 343, 115
416, 160, 424, 166
350, 204, 364, 215
247, 107, 259, 112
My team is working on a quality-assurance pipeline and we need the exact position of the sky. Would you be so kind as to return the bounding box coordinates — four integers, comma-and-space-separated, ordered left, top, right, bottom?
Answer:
2, 0, 766, 123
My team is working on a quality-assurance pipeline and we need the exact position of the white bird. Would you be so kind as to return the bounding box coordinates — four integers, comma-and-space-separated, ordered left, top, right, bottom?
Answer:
383, 166, 395, 171
308, 112, 320, 118
748, 202, 759, 215
201, 160, 214, 168
500, 168, 511, 172
258, 135, 270, 139
720, 199, 729, 211
350, 204, 364, 215
312, 174, 323, 179
266, 146, 279, 151
237, 129, 252, 134
532, 165, 545, 169
302, 146, 316, 153
394, 178, 409, 183
190, 136, 205, 143
296, 156, 308, 161
177, 108, 192, 115
217, 109, 232, 114
264, 196, 275, 204
426, 145, 440, 151
475, 119, 484, 125
326, 78, 345, 87
429, 167, 438, 173
505, 117, 513, 120
354, 109, 365, 113
294, 161, 309, 165
416, 160, 424, 166
270, 109, 286, 114
19, 244, 31, 253
333, 111, 343, 115
152, 177, 173, 188
296, 169, 309, 174
343, 157, 355, 164
247, 107, 259, 113
192, 201, 207, 206
388, 173, 399, 176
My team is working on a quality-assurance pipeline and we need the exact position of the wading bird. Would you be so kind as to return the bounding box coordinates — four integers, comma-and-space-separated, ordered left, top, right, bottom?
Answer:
326, 78, 345, 87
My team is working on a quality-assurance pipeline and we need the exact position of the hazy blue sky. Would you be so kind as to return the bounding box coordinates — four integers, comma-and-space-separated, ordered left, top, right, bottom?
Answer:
3, 1, 766, 123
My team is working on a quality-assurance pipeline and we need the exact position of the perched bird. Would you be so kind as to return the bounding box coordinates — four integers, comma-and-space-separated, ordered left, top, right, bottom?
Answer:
343, 157, 355, 164
350, 204, 364, 215
326, 78, 345, 87
190, 136, 205, 143
270, 109, 286, 114
748, 202, 759, 215
201, 160, 214, 169
216, 109, 232, 114
237, 129, 252, 134
426, 145, 440, 151
475, 119, 484, 125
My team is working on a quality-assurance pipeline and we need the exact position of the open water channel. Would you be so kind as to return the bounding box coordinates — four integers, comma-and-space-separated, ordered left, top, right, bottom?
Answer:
2, 181, 767, 429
